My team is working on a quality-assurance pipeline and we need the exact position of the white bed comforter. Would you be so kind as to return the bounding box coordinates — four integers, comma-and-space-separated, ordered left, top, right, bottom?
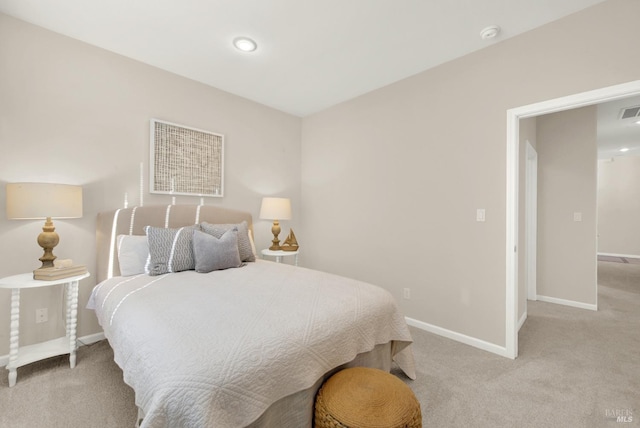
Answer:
88, 260, 415, 428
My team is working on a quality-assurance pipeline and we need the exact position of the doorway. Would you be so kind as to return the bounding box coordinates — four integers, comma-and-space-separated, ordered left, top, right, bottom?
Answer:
505, 80, 640, 359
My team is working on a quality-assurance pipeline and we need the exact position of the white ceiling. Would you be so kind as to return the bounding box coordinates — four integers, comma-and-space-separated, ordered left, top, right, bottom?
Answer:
598, 96, 640, 159
3, 0, 636, 157
0, 0, 607, 117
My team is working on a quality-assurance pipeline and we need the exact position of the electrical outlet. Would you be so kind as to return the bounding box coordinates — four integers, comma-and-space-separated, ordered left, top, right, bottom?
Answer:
36, 308, 48, 324
403, 288, 411, 300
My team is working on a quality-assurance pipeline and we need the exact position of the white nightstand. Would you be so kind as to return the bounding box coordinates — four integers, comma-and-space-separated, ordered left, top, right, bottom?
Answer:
0, 272, 90, 387
261, 249, 299, 266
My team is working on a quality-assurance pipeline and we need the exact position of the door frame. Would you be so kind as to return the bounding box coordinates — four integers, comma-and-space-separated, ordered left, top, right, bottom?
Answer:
504, 80, 640, 359
525, 141, 538, 302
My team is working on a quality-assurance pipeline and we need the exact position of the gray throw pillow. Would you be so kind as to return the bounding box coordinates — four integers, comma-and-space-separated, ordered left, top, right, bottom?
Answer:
200, 221, 255, 262
145, 225, 200, 275
193, 229, 242, 273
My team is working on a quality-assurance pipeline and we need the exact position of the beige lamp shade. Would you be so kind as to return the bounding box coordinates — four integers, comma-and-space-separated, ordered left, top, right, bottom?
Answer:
259, 197, 291, 251
6, 183, 83, 219
6, 182, 83, 269
259, 197, 292, 221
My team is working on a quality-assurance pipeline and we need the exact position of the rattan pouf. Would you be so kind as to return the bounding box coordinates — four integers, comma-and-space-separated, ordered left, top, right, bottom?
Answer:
314, 367, 422, 428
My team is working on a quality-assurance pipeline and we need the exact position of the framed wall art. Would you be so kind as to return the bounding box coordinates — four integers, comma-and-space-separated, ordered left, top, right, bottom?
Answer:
150, 119, 224, 197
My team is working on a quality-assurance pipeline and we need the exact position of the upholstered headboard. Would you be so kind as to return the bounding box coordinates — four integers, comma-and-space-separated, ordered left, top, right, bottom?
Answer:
96, 205, 253, 283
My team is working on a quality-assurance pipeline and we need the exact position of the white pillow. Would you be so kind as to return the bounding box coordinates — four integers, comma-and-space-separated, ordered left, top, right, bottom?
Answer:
117, 235, 149, 276
248, 229, 258, 259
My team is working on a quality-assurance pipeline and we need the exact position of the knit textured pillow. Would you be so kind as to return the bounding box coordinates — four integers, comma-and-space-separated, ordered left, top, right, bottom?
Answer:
200, 221, 255, 262
145, 225, 200, 275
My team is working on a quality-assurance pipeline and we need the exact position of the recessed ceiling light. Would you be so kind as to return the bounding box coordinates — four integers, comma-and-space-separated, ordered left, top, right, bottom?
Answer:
480, 25, 500, 40
619, 148, 630, 152
233, 37, 257, 52
635, 120, 640, 125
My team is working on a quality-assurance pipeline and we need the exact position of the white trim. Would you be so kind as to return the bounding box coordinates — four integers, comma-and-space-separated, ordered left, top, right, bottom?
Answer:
129, 206, 138, 235
164, 205, 172, 228
77, 332, 106, 345
505, 109, 519, 359
195, 204, 202, 224
505, 80, 640, 361
525, 141, 538, 301
0, 332, 106, 367
517, 311, 527, 331
598, 252, 640, 259
405, 317, 510, 358
108, 209, 123, 280
536, 295, 597, 311
507, 81, 640, 120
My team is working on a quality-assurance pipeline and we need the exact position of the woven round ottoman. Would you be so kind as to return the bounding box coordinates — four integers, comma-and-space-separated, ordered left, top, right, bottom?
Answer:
314, 367, 422, 428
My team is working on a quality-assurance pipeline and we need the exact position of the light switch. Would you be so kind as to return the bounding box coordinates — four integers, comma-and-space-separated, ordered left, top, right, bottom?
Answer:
573, 212, 582, 222
476, 209, 485, 222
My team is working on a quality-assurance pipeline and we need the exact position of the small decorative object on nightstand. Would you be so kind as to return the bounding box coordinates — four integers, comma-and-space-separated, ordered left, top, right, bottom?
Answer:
280, 228, 299, 251
0, 272, 90, 387
261, 249, 299, 266
33, 259, 88, 281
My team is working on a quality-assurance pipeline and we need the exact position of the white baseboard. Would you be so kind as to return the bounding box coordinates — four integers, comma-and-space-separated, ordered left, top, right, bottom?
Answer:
405, 316, 511, 358
598, 252, 640, 259
536, 295, 597, 311
77, 332, 106, 346
517, 311, 527, 331
0, 332, 106, 367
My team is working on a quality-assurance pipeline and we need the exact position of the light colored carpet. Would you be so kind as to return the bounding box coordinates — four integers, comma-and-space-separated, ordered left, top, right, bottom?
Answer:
393, 260, 640, 427
1, 261, 638, 427
0, 339, 137, 428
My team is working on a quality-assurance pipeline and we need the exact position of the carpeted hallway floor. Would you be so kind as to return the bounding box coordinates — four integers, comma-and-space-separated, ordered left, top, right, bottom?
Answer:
1, 260, 638, 427
395, 260, 639, 427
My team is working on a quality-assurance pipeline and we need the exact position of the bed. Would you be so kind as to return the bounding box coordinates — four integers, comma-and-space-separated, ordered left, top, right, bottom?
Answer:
89, 204, 416, 428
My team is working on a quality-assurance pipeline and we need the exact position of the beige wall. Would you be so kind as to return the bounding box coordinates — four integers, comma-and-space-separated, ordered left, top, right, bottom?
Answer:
0, 14, 302, 355
536, 107, 598, 306
2, 0, 640, 358
598, 156, 640, 257
301, 0, 639, 347
518, 117, 537, 322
